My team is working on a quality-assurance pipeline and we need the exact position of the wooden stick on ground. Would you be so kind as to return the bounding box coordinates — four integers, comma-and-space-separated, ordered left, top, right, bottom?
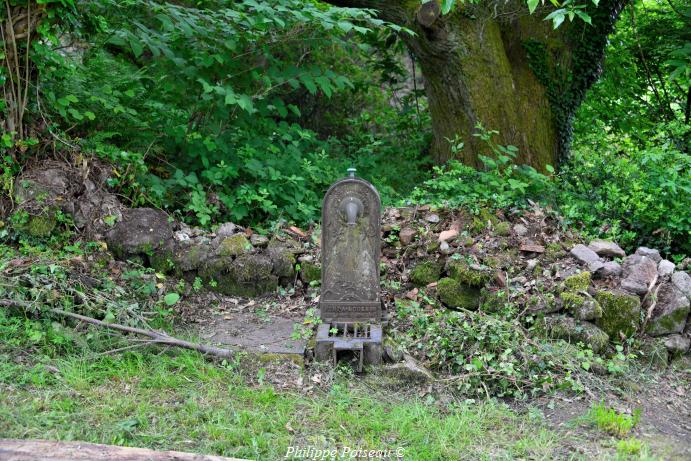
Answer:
0, 439, 251, 461
0, 299, 235, 359
49, 308, 236, 359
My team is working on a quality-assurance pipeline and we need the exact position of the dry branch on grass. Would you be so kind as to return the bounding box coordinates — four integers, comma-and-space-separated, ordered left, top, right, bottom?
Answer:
0, 299, 235, 359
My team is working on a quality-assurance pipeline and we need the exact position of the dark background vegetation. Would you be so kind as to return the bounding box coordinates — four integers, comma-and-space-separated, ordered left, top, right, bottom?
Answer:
1, 0, 689, 256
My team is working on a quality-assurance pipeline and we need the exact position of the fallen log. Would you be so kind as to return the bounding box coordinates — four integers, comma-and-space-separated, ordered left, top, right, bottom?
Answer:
0, 439, 251, 461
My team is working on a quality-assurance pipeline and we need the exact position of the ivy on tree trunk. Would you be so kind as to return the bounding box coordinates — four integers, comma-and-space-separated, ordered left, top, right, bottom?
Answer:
323, 0, 627, 171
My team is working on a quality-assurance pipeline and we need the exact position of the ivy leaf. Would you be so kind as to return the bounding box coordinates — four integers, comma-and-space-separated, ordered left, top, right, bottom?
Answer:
164, 292, 180, 306
103, 312, 116, 324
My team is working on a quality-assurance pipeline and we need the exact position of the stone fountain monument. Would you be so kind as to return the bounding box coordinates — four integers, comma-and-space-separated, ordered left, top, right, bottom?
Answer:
315, 168, 383, 371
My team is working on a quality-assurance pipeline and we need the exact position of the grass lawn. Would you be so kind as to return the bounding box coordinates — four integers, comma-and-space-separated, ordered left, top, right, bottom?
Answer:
0, 341, 564, 460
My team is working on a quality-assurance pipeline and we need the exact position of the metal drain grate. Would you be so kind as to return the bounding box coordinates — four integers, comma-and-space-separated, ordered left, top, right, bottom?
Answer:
315, 322, 382, 372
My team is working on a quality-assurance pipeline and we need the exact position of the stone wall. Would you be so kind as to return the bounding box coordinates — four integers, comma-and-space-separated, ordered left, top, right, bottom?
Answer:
9, 160, 690, 360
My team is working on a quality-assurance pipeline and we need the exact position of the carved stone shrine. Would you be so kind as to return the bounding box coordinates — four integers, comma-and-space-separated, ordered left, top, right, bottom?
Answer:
315, 168, 383, 371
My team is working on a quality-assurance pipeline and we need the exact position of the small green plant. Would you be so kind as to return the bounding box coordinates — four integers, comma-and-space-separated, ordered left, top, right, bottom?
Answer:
163, 292, 180, 306
192, 277, 203, 292
615, 437, 654, 460
290, 308, 321, 340
586, 402, 641, 438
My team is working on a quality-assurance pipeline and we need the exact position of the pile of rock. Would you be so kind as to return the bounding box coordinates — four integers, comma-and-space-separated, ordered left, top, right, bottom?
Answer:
566, 241, 690, 355
104, 208, 313, 297
9, 160, 690, 360
8, 161, 316, 298
383, 205, 690, 359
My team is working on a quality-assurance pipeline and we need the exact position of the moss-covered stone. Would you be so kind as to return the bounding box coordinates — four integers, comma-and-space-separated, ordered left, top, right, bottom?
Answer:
425, 241, 440, 253
479, 288, 507, 313
647, 305, 690, 337
409, 260, 443, 287
494, 221, 511, 236
216, 234, 251, 257
300, 261, 321, 283
564, 271, 591, 292
17, 211, 57, 238
544, 242, 566, 261
149, 244, 175, 274
544, 315, 609, 353
446, 259, 491, 287
174, 243, 210, 273
268, 246, 296, 280
595, 290, 641, 338
105, 208, 172, 260
561, 292, 602, 320
226, 254, 278, 296
483, 256, 501, 269
200, 254, 278, 297
437, 277, 481, 310
268, 237, 303, 255
646, 283, 690, 336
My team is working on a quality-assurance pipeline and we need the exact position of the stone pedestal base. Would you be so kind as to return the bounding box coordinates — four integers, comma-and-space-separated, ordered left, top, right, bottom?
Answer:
315, 322, 382, 372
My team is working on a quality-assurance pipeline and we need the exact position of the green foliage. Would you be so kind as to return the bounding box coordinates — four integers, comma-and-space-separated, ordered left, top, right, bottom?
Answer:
405, 124, 553, 212
574, 0, 690, 142
585, 402, 641, 438
393, 298, 602, 398
559, 128, 691, 255
30, 0, 428, 228
406, 117, 690, 256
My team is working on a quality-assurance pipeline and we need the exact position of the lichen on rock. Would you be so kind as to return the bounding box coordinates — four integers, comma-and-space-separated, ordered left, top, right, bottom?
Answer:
437, 277, 481, 310
409, 260, 443, 287
446, 259, 491, 287
564, 271, 591, 292
595, 290, 641, 338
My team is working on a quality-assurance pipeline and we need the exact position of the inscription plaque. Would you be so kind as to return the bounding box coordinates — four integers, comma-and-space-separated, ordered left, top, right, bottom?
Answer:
319, 170, 381, 322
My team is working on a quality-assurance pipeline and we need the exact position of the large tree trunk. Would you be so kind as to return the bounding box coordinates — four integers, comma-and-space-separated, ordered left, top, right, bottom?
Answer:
325, 0, 626, 170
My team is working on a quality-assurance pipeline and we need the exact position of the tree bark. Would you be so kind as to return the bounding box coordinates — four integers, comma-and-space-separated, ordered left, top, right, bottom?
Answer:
325, 0, 626, 170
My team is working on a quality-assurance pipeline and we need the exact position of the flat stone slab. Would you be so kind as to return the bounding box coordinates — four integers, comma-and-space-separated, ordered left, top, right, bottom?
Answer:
198, 311, 306, 357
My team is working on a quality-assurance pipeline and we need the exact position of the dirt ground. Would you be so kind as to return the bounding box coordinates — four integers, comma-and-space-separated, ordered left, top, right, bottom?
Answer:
174, 288, 690, 460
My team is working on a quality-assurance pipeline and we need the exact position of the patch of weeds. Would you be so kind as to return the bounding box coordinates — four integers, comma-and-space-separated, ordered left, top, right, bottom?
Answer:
290, 307, 320, 340
585, 402, 641, 438
615, 437, 653, 460
254, 307, 271, 323
391, 298, 603, 398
